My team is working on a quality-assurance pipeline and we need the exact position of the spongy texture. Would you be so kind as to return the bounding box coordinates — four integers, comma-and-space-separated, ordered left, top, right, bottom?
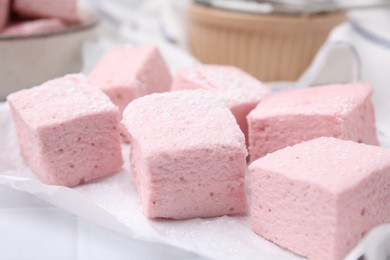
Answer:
13, 0, 78, 22
172, 65, 270, 141
0, 0, 10, 31
7, 74, 123, 187
247, 83, 378, 161
89, 45, 172, 113
122, 90, 247, 219
2, 18, 67, 36
249, 137, 390, 260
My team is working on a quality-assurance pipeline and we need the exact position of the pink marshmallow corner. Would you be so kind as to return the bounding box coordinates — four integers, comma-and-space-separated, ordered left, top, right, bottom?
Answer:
122, 90, 248, 220
249, 137, 390, 260
172, 65, 271, 142
7, 74, 123, 187
247, 83, 379, 162
88, 45, 172, 113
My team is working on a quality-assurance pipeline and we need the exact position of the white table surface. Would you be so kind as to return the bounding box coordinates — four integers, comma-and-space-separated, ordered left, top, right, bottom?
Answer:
0, 185, 203, 260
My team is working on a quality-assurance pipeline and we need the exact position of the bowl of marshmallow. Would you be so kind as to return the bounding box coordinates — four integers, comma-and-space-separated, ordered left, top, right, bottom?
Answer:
0, 0, 99, 100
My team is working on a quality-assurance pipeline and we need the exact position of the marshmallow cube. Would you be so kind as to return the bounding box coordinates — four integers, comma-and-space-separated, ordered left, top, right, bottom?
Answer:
250, 137, 390, 260
89, 45, 172, 113
172, 65, 270, 141
248, 83, 378, 162
13, 0, 78, 22
122, 90, 247, 219
7, 74, 123, 187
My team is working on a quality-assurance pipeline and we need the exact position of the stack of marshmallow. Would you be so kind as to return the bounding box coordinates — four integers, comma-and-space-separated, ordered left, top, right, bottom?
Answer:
0, 0, 78, 36
7, 44, 390, 260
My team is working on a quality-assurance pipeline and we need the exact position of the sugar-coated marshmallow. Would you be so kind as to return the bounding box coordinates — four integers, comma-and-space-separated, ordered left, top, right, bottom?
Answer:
248, 83, 378, 161
122, 90, 247, 219
89, 45, 172, 113
172, 65, 270, 141
7, 74, 123, 187
250, 137, 390, 260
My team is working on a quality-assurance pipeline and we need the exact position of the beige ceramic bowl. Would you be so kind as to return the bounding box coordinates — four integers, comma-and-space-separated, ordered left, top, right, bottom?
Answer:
188, 3, 345, 82
0, 8, 99, 100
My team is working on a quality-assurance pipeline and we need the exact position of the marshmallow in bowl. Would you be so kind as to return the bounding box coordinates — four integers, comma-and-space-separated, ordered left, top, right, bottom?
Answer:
122, 90, 247, 220
7, 74, 123, 187
172, 65, 271, 142
2, 18, 67, 36
89, 45, 172, 113
247, 83, 378, 162
249, 137, 390, 260
14, 0, 78, 22
0, 0, 10, 31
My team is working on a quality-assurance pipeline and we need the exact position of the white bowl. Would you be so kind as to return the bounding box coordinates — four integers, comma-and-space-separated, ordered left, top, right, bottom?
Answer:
0, 8, 99, 100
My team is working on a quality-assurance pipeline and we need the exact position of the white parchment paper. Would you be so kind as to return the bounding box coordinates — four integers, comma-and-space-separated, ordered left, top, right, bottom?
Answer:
2, 100, 390, 260
0, 103, 304, 260
2, 98, 390, 260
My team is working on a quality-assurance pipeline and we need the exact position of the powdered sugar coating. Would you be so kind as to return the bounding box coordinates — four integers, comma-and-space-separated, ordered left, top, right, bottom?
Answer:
8, 74, 116, 128
173, 65, 270, 106
89, 45, 172, 113
250, 137, 390, 260
248, 83, 378, 161
7, 74, 123, 187
250, 83, 371, 118
123, 90, 246, 155
122, 90, 247, 219
172, 65, 270, 142
252, 137, 390, 193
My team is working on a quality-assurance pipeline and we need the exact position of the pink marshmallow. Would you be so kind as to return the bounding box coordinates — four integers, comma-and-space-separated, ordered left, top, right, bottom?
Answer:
249, 137, 390, 260
88, 45, 172, 113
0, 0, 10, 31
122, 90, 247, 220
2, 18, 67, 36
7, 74, 123, 187
247, 83, 378, 162
172, 65, 271, 142
13, 0, 78, 22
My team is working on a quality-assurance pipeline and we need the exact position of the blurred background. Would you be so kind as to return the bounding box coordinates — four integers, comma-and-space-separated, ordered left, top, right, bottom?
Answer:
1, 0, 390, 88
81, 0, 390, 148
2, 0, 390, 141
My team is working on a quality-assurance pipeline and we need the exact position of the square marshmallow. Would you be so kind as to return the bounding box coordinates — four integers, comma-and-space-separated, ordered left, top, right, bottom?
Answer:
172, 65, 270, 141
250, 137, 390, 260
89, 45, 172, 113
13, 0, 78, 22
122, 90, 247, 219
247, 83, 378, 162
7, 74, 123, 187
